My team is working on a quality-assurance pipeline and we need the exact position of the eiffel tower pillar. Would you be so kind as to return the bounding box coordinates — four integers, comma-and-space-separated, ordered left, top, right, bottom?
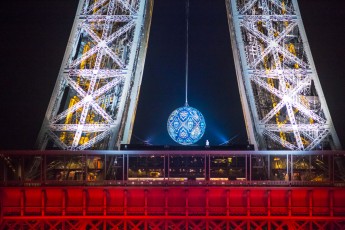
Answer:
36, 0, 153, 150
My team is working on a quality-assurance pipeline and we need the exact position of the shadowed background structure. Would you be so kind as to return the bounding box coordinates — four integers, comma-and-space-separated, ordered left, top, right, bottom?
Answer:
0, 0, 344, 149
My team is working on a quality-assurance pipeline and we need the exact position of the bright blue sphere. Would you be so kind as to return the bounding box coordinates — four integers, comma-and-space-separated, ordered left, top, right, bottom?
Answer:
167, 106, 206, 145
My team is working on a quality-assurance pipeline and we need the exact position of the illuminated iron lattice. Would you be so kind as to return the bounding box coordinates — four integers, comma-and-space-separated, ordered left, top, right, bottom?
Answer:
167, 106, 206, 145
36, 0, 153, 150
226, 0, 341, 150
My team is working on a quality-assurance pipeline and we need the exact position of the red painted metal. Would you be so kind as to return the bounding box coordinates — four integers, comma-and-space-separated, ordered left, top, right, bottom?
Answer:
1, 187, 345, 229
1, 150, 345, 229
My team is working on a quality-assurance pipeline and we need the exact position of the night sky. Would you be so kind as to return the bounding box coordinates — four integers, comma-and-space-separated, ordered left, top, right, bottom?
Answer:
0, 0, 344, 149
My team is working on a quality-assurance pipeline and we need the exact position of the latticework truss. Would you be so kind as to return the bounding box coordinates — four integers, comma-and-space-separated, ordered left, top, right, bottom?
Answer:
2, 186, 345, 230
37, 0, 153, 150
226, 0, 341, 150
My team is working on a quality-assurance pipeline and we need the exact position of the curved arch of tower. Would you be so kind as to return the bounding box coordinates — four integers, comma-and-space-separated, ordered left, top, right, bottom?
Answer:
37, 0, 340, 151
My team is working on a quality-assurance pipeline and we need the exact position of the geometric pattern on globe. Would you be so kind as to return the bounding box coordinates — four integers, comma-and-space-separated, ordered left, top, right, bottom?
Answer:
167, 106, 206, 145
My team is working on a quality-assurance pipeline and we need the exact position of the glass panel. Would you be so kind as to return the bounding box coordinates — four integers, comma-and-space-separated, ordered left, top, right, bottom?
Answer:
210, 155, 246, 181
46, 155, 66, 181
128, 155, 164, 180
270, 155, 287, 181
0, 156, 4, 183
4, 154, 22, 182
0, 151, 342, 186
251, 155, 268, 181
86, 155, 104, 182
334, 154, 345, 182
169, 155, 205, 180
65, 155, 85, 181
23, 155, 42, 181
105, 154, 123, 180
310, 155, 330, 182
293, 155, 311, 182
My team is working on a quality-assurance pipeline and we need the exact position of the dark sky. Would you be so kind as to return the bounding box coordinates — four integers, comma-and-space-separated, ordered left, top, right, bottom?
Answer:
0, 0, 344, 149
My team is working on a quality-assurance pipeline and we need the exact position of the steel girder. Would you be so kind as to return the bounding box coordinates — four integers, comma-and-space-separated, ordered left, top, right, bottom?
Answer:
1, 219, 345, 230
1, 187, 345, 229
36, 0, 153, 150
226, 0, 341, 150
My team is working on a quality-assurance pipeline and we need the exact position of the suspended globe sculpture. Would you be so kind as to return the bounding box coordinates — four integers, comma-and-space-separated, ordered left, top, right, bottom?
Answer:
167, 106, 206, 145
167, 0, 206, 145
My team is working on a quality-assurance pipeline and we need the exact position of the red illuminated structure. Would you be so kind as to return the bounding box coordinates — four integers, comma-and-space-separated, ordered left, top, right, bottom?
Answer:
1, 150, 345, 229
2, 186, 345, 229
2, 0, 345, 228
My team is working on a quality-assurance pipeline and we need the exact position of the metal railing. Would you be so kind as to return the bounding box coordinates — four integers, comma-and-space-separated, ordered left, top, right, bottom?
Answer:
0, 150, 344, 187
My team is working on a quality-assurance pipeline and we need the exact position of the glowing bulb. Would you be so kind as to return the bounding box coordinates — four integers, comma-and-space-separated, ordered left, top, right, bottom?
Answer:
85, 95, 93, 102
283, 95, 291, 103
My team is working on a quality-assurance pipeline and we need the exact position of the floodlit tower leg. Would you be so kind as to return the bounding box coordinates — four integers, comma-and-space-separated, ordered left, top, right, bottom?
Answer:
226, 0, 341, 150
36, 0, 153, 150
